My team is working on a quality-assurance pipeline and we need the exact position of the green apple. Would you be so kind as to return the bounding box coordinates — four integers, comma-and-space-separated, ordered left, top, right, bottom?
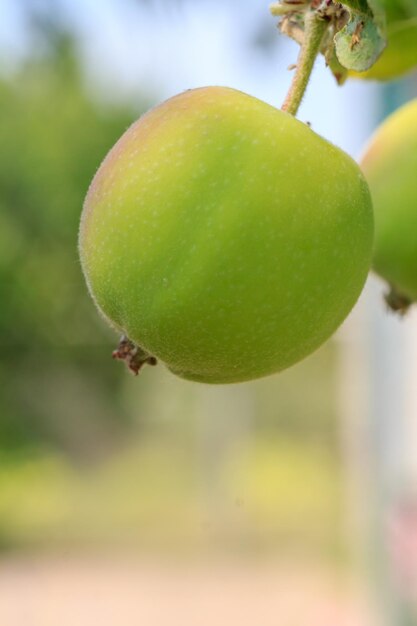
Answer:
79, 87, 373, 384
360, 98, 417, 309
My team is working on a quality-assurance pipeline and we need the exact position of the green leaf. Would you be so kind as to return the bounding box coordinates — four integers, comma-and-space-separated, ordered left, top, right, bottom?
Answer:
325, 43, 349, 84
341, 0, 387, 31
334, 13, 386, 71
341, 0, 372, 15
366, 0, 387, 29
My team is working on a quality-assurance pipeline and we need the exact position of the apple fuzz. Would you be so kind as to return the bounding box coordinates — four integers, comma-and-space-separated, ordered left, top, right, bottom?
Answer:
79, 87, 373, 384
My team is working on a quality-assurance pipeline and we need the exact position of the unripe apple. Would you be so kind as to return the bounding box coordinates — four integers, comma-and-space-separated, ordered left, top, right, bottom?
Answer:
79, 87, 373, 384
360, 98, 417, 309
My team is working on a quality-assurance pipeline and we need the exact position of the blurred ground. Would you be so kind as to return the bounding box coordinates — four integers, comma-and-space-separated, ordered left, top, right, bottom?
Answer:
0, 556, 374, 626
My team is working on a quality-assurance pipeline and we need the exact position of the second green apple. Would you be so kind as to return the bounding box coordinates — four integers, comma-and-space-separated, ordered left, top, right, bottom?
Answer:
361, 98, 417, 308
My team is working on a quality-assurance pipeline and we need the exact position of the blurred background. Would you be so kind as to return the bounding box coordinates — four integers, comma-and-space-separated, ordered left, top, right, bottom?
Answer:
0, 1, 417, 624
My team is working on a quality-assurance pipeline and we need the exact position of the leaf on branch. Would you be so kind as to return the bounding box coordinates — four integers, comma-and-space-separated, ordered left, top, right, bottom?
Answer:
334, 12, 386, 71
270, 1, 308, 17
325, 42, 349, 84
280, 15, 305, 45
365, 0, 387, 30
340, 0, 372, 16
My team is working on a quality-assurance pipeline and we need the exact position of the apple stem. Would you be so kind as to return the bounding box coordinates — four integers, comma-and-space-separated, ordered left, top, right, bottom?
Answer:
281, 10, 329, 117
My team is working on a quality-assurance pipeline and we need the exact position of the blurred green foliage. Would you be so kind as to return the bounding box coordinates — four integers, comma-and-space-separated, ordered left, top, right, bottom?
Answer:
0, 27, 148, 455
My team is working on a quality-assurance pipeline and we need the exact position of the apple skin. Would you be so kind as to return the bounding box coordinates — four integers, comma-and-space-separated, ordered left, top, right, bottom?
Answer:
351, 1, 417, 80
79, 87, 373, 384
360, 98, 417, 304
